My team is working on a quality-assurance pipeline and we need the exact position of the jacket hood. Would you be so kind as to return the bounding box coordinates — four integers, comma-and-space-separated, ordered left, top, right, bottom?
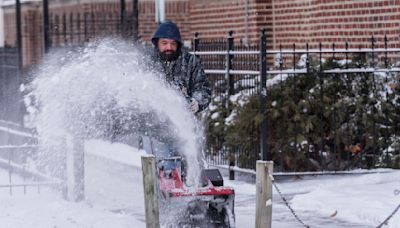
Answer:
151, 21, 182, 46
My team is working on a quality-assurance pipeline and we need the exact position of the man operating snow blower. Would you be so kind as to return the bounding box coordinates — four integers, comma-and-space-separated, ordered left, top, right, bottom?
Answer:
150, 20, 211, 115
146, 20, 211, 164
143, 21, 235, 227
111, 20, 210, 157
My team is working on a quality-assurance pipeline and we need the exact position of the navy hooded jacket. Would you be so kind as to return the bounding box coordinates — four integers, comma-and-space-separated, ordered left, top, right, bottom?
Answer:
150, 21, 211, 112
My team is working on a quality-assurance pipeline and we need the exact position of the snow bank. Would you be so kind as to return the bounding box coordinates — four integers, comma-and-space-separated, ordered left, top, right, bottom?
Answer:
291, 171, 400, 227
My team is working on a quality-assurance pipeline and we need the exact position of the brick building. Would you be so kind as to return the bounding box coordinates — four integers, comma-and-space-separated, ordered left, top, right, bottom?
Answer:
2, 0, 400, 68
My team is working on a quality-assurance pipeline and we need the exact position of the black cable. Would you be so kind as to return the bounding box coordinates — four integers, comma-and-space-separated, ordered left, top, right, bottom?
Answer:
376, 201, 400, 228
272, 180, 310, 228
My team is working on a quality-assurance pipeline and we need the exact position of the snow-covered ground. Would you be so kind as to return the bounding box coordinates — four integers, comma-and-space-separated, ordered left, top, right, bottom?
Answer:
0, 140, 146, 227
1, 139, 400, 227
224, 169, 400, 228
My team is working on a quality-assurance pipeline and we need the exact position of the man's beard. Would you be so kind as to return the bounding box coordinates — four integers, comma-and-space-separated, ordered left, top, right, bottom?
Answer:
159, 50, 179, 61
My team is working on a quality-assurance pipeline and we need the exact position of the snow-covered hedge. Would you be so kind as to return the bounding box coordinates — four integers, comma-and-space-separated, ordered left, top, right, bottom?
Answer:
205, 55, 400, 171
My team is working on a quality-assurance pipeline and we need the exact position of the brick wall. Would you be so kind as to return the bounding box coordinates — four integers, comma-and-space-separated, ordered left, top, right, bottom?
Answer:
3, 0, 190, 67
44, 0, 191, 46
4, 2, 42, 69
271, 0, 400, 49
2, 0, 400, 68
138, 0, 190, 44
189, 0, 273, 45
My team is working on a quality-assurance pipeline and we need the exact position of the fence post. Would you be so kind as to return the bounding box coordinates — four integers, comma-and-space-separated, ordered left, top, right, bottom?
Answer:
69, 13, 74, 45
16, 0, 22, 71
132, 0, 139, 42
55, 15, 60, 46
371, 35, 378, 168
259, 28, 268, 161
43, 0, 50, 52
141, 155, 160, 228
226, 30, 234, 104
91, 12, 95, 38
318, 42, 325, 171
62, 14, 67, 45
84, 13, 88, 41
225, 31, 235, 180
15, 0, 23, 126
66, 135, 85, 202
120, 0, 125, 25
255, 160, 273, 228
77, 13, 81, 43
194, 32, 199, 53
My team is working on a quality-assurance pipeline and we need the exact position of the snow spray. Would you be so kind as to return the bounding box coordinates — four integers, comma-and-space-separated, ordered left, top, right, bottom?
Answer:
25, 39, 203, 187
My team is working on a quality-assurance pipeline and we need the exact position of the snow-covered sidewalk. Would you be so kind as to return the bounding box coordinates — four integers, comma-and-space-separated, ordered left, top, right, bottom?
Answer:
228, 170, 400, 228
0, 140, 146, 227
289, 172, 400, 227
1, 140, 399, 227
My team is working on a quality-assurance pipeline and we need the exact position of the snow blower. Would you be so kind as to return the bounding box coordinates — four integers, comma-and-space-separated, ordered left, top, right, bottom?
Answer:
156, 156, 235, 228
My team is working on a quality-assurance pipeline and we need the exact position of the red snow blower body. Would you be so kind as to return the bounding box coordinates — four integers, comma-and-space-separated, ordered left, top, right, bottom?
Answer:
157, 156, 235, 228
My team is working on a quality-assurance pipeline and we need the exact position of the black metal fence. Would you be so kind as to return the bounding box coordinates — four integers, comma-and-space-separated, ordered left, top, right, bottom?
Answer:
193, 32, 261, 98
48, 11, 134, 48
0, 9, 135, 126
0, 48, 20, 123
195, 31, 400, 171
2, 3, 400, 173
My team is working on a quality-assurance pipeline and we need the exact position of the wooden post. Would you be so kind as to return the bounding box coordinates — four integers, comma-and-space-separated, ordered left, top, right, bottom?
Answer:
141, 155, 160, 228
66, 135, 85, 202
255, 160, 273, 228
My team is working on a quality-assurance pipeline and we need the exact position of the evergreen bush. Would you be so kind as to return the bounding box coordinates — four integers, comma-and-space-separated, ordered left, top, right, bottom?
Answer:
205, 54, 400, 171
